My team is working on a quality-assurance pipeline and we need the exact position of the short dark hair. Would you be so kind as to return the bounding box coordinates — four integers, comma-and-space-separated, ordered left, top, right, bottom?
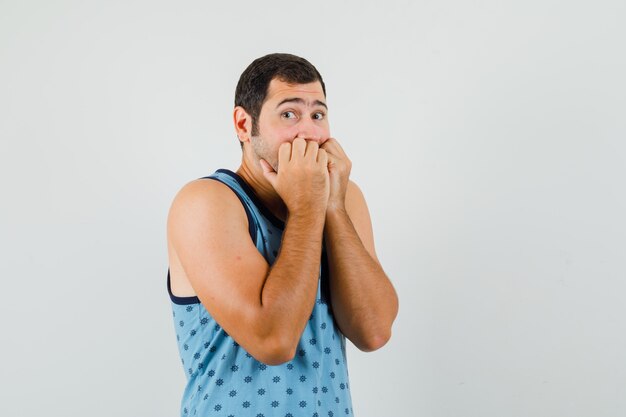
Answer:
235, 53, 326, 148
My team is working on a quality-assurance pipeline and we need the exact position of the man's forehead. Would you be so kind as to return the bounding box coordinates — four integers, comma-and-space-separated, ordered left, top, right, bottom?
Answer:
265, 79, 325, 102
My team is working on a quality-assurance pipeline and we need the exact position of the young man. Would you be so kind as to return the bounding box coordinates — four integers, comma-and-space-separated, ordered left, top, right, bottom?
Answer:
166, 53, 398, 416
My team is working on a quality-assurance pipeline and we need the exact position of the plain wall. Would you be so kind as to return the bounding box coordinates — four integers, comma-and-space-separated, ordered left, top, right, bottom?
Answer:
1, 1, 625, 416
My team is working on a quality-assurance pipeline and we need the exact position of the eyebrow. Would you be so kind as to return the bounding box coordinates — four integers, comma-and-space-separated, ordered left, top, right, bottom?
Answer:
275, 98, 328, 110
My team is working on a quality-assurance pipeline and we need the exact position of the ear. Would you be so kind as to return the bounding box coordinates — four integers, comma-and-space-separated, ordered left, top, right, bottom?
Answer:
233, 106, 252, 146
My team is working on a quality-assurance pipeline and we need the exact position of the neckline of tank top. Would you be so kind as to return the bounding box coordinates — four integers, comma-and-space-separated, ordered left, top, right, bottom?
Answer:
215, 168, 286, 230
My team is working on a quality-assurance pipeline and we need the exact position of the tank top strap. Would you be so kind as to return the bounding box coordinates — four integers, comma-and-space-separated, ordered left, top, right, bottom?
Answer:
200, 169, 260, 246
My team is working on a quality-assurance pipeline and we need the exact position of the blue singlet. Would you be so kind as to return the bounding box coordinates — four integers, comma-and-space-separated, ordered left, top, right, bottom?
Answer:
167, 168, 354, 417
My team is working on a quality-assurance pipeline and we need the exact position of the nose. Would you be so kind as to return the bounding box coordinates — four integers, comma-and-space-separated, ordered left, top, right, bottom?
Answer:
295, 118, 326, 144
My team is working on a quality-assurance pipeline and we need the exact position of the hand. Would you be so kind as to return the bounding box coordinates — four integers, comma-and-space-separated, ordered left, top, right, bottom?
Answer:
259, 138, 330, 216
320, 137, 351, 212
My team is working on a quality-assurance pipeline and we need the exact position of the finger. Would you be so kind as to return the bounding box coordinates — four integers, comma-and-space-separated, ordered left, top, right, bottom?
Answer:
259, 159, 277, 187
321, 137, 346, 157
305, 140, 319, 160
319, 138, 335, 154
278, 142, 291, 166
291, 137, 307, 159
260, 157, 276, 173
317, 148, 328, 166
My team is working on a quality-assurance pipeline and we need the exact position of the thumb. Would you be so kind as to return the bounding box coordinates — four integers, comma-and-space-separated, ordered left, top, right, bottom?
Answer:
259, 159, 277, 188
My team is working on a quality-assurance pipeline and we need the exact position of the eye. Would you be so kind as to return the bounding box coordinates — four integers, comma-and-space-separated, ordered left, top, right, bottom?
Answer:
312, 111, 325, 120
281, 111, 296, 119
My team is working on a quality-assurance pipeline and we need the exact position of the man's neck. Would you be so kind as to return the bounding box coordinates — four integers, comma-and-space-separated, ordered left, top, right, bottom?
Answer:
236, 160, 288, 223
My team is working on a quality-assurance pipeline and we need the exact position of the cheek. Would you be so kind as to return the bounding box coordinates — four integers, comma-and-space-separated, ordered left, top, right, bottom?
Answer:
266, 121, 296, 141
315, 120, 331, 137
276, 130, 299, 144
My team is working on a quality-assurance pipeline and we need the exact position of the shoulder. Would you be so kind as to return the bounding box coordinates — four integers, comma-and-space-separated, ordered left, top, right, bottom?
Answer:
167, 177, 248, 233
172, 177, 241, 209
346, 179, 364, 195
345, 179, 369, 217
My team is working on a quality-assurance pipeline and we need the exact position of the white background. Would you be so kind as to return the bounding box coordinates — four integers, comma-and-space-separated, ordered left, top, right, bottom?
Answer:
1, 1, 625, 416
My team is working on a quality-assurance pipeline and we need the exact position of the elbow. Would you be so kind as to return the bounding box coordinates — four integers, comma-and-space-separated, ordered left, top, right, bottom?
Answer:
251, 334, 298, 366
257, 347, 296, 366
355, 329, 392, 352
245, 309, 302, 365
352, 308, 397, 352
354, 296, 399, 352
354, 290, 399, 353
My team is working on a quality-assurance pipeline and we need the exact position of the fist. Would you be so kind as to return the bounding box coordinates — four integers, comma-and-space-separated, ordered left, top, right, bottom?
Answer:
259, 138, 330, 215
320, 137, 351, 211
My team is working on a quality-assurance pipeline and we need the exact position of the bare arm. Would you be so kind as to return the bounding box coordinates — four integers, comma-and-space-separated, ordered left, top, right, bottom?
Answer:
257, 211, 326, 359
318, 137, 398, 351
324, 181, 399, 351
168, 139, 329, 365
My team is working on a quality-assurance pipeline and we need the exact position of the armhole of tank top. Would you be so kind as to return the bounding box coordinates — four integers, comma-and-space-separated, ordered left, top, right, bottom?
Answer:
167, 175, 259, 306
167, 268, 199, 305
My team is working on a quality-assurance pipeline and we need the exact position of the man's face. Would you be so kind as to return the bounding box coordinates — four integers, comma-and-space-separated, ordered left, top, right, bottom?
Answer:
250, 78, 330, 171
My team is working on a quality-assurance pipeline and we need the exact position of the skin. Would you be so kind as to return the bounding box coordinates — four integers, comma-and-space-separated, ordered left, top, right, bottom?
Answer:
167, 78, 399, 364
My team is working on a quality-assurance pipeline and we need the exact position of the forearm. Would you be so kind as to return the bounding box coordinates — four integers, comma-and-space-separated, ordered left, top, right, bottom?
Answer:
324, 207, 398, 351
260, 211, 326, 350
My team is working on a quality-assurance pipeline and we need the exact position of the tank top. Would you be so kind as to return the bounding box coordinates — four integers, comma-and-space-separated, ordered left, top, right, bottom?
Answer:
167, 168, 354, 417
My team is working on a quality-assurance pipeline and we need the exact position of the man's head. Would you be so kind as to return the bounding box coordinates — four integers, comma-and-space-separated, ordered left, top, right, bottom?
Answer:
234, 53, 327, 150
